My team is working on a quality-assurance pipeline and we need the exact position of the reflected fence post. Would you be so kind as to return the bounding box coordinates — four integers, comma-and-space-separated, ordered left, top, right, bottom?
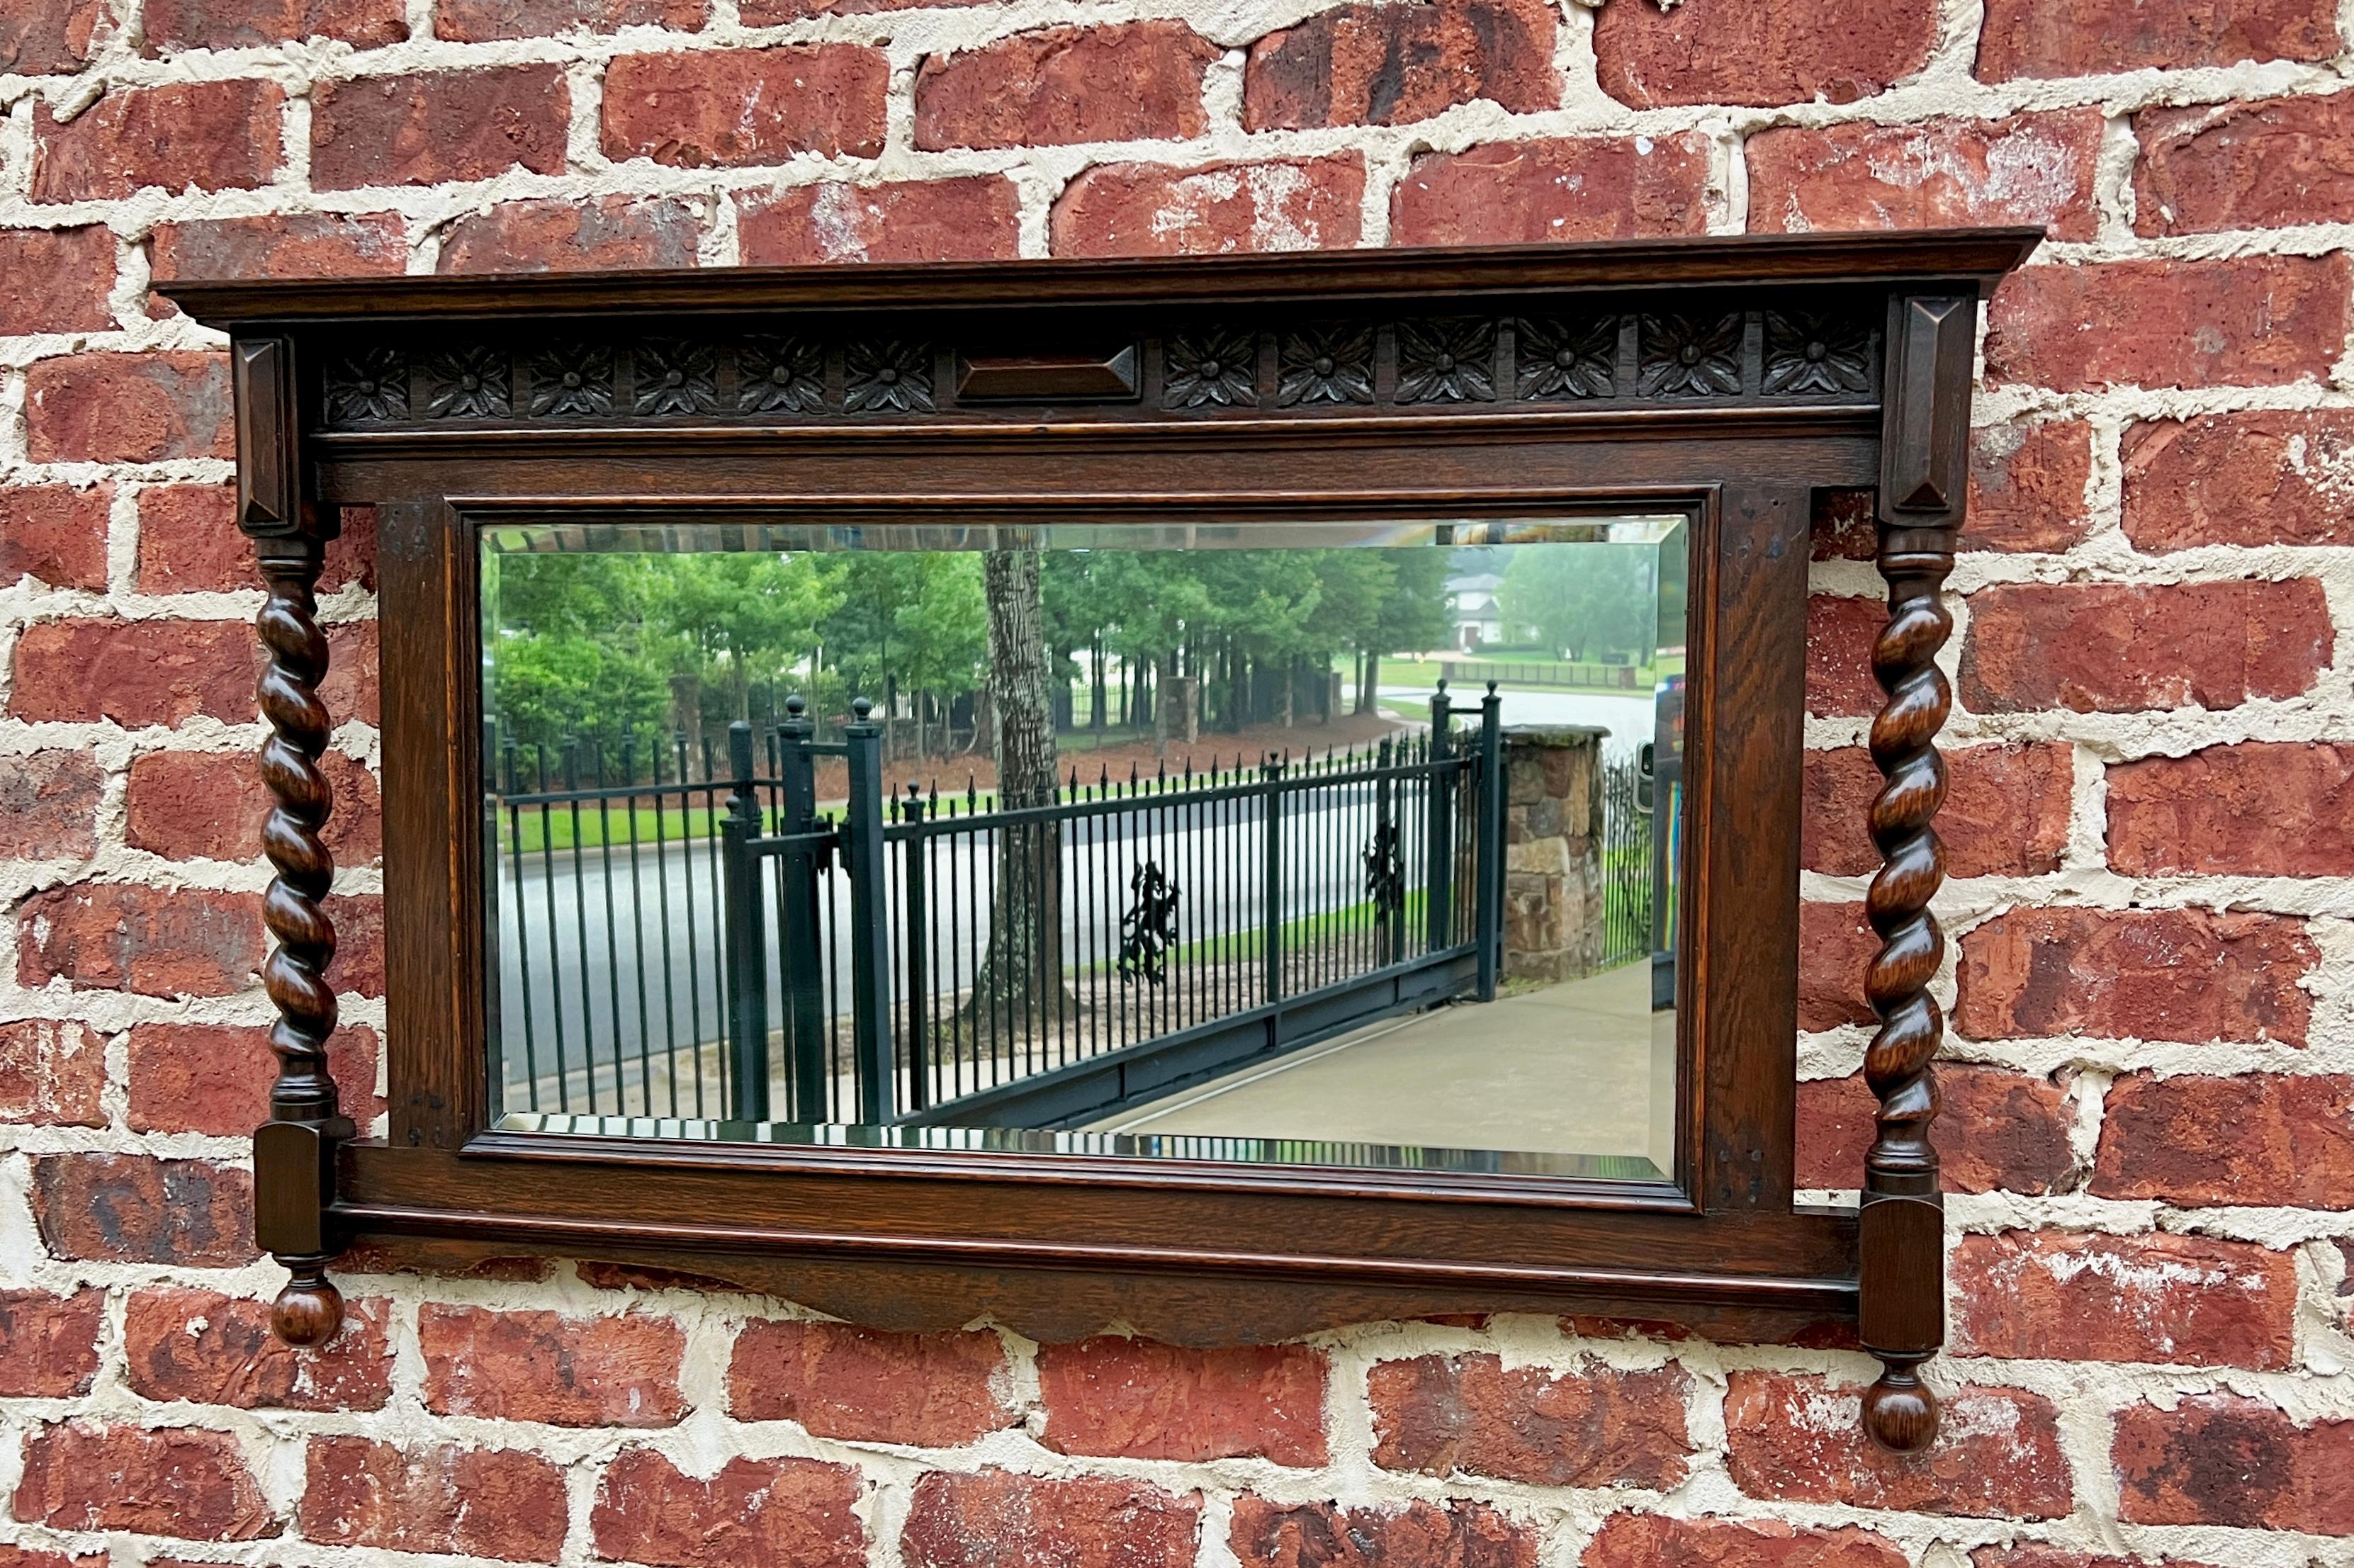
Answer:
777, 698, 828, 1121
1425, 681, 1455, 954
721, 720, 770, 1123
843, 698, 895, 1124
1475, 681, 1504, 1003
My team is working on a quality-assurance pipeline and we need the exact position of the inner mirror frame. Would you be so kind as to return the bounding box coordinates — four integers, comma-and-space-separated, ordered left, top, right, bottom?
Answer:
161, 230, 2039, 1453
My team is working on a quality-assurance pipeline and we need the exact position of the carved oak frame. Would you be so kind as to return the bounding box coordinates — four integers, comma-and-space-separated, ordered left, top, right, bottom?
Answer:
162, 230, 2035, 1451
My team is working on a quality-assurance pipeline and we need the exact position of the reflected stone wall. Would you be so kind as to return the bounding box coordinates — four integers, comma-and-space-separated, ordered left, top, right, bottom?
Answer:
1501, 726, 1605, 985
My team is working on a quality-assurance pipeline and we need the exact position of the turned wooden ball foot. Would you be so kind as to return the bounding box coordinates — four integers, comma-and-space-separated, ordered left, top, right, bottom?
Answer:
1862, 1360, 1939, 1453
271, 1270, 344, 1346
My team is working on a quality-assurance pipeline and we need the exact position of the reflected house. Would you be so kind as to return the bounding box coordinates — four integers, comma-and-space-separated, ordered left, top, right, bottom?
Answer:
1447, 568, 1507, 648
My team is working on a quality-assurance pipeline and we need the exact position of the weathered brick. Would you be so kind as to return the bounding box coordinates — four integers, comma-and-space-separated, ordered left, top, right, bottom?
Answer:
326, 892, 387, 998
128, 1023, 381, 1136
2114, 1394, 2354, 1533
1244, 0, 1558, 130
1961, 580, 2331, 714
0, 485, 109, 591
18, 883, 262, 996
152, 213, 408, 285
1803, 742, 2071, 879
145, 0, 405, 52
1986, 255, 2350, 391
1804, 594, 1882, 718
728, 1317, 1009, 1445
1, 0, 106, 74
1594, 0, 1937, 108
902, 1472, 1199, 1568
2107, 742, 2354, 876
311, 67, 570, 189
0, 750, 106, 860
33, 81, 284, 200
1796, 1066, 2076, 1195
438, 195, 704, 274
419, 1303, 687, 1426
1747, 112, 2103, 239
1972, 1550, 2234, 1568
1038, 1338, 1327, 1465
1951, 1231, 2297, 1367
0, 1020, 106, 1127
0, 1290, 104, 1397
1796, 901, 1875, 1032
1390, 135, 1711, 246
126, 749, 381, 864
917, 23, 1218, 151
323, 620, 383, 727
32, 1154, 257, 1266
2124, 411, 2354, 550
437, 0, 703, 40
303, 1436, 570, 1560
590, 1450, 865, 1568
1978, 0, 2338, 81
136, 483, 373, 594
1810, 487, 1876, 562
1369, 1353, 1690, 1489
2093, 1072, 2354, 1207
24, 351, 235, 463
0, 227, 115, 336
0, 1549, 104, 1568
578, 1260, 750, 1292
1054, 157, 1365, 257
736, 178, 1021, 265
1957, 908, 2315, 1045
12, 1421, 279, 1540
1725, 1373, 2070, 1518
2137, 93, 2354, 236
1584, 1516, 1908, 1568
1966, 419, 2093, 551
125, 1287, 393, 1409
1232, 1498, 1537, 1568
604, 47, 887, 167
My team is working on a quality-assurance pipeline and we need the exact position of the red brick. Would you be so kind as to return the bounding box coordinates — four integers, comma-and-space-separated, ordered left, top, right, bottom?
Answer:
902, 1472, 1199, 1568
0, 751, 105, 860
128, 1022, 382, 1136
1368, 1353, 1690, 1489
1966, 419, 2093, 551
33, 1154, 256, 1265
1232, 1498, 1536, 1568
1810, 487, 1876, 562
1962, 580, 2331, 714
33, 81, 284, 200
0, 1020, 106, 1127
1054, 157, 1365, 257
1390, 135, 1711, 246
1726, 1372, 2070, 1518
327, 891, 386, 998
0, 1552, 103, 1568
0, 485, 109, 591
917, 23, 1218, 152
152, 213, 408, 285
2137, 94, 2354, 236
577, 1260, 750, 1292
437, 0, 703, 40
1986, 254, 2350, 392
303, 1436, 569, 1560
438, 195, 704, 273
13, 1421, 278, 1540
1747, 112, 2103, 240
1796, 901, 1876, 1032
1973, 1551, 2235, 1568
728, 1317, 1008, 1445
125, 1287, 393, 1409
25, 351, 235, 463
18, 883, 263, 997
336, 1236, 553, 1282
2107, 742, 2354, 876
145, 0, 405, 51
1951, 1230, 2297, 1367
591, 1450, 865, 1568
1038, 1338, 1327, 1465
1594, 0, 1937, 108
736, 178, 1021, 265
1, 0, 106, 74
311, 67, 570, 189
1978, 0, 2338, 81
1796, 1065, 2076, 1194
603, 47, 886, 168
1803, 742, 2071, 879
2093, 1072, 2354, 1207
0, 228, 115, 336
324, 620, 382, 727
137, 483, 373, 594
419, 1303, 687, 1426
126, 750, 380, 864
1584, 1516, 1908, 1568
1804, 594, 1883, 718
1958, 908, 2315, 1045
1244, 0, 1558, 130
0, 1290, 103, 1397
2124, 411, 2354, 550
2114, 1394, 2354, 1533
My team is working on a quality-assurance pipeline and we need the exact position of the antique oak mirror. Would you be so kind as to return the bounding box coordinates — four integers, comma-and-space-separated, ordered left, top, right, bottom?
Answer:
160, 229, 2039, 1453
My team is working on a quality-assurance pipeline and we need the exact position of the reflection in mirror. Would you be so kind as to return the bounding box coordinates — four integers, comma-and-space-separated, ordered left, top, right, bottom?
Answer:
480, 518, 1689, 1178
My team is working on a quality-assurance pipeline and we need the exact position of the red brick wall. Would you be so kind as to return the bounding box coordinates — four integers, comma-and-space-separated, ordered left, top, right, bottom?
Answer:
4, 0, 2351, 1562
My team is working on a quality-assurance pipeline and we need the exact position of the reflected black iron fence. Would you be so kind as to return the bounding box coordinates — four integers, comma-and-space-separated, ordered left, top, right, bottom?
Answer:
1600, 756, 1652, 971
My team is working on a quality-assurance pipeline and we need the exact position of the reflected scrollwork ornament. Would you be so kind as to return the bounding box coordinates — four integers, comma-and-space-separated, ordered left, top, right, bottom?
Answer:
1277, 325, 1375, 406
633, 337, 719, 417
1117, 861, 1181, 986
1163, 329, 1258, 410
422, 346, 510, 419
1396, 317, 1497, 403
845, 340, 933, 413
1516, 316, 1616, 400
739, 335, 826, 414
1763, 309, 1874, 395
529, 342, 615, 418
1639, 312, 1743, 397
325, 346, 407, 424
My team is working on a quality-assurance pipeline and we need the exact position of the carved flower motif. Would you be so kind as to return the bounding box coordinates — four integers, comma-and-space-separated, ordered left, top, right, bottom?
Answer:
738, 336, 826, 414
1396, 318, 1496, 403
1516, 316, 1616, 400
633, 338, 719, 417
1638, 312, 1743, 397
326, 346, 408, 424
529, 342, 615, 418
422, 346, 510, 419
1162, 330, 1257, 410
1277, 325, 1374, 407
845, 340, 933, 413
1763, 310, 1873, 395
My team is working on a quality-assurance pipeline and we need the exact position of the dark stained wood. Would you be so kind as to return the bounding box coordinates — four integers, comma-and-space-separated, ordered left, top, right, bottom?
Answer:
957, 345, 1140, 401
1879, 296, 1976, 521
231, 338, 301, 534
